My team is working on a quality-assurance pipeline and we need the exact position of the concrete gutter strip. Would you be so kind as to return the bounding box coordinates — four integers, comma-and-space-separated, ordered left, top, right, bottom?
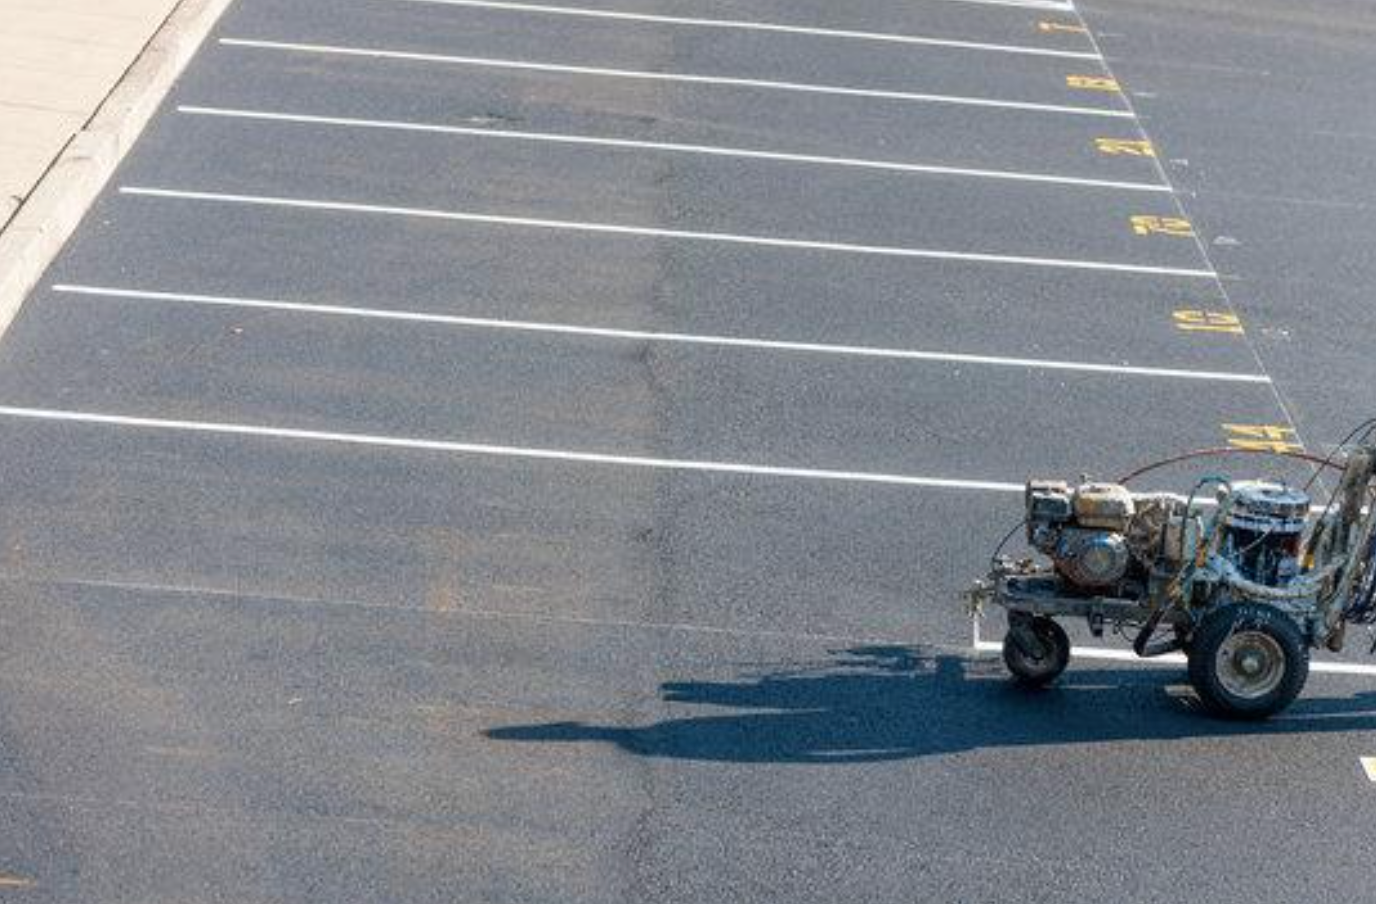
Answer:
0, 0, 236, 338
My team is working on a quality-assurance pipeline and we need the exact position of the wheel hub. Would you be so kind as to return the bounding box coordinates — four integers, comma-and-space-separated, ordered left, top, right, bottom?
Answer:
1216, 630, 1286, 700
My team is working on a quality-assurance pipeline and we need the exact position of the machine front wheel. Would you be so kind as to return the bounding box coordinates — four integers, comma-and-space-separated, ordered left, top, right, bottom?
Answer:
1003, 617, 1071, 687
1187, 603, 1309, 719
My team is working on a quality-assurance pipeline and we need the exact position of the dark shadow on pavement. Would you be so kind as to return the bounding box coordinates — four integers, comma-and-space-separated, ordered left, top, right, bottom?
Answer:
484, 646, 1376, 763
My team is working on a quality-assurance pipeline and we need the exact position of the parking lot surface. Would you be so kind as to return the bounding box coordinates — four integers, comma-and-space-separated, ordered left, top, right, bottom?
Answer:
0, 0, 1374, 900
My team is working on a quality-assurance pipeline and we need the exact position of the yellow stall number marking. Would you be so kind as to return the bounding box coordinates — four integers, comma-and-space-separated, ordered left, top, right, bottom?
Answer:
1038, 21, 1088, 34
1173, 310, 1244, 335
1095, 137, 1156, 157
1130, 215, 1194, 237
1067, 75, 1120, 92
1223, 424, 1302, 454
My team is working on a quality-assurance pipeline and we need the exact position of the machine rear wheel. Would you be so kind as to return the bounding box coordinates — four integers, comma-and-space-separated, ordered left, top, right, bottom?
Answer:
1003, 617, 1071, 687
1187, 602, 1308, 719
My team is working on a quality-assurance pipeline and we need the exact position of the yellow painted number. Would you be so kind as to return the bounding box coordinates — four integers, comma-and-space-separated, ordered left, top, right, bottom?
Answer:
1173, 310, 1244, 335
1223, 424, 1302, 454
1067, 75, 1120, 92
1130, 215, 1194, 237
1095, 138, 1156, 157
1038, 21, 1088, 34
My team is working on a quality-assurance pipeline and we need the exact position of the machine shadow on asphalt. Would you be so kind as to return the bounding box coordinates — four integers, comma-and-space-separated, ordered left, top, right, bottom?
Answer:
485, 647, 1376, 763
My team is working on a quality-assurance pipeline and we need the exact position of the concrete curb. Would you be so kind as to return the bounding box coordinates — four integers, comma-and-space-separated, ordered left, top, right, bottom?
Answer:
0, 0, 236, 339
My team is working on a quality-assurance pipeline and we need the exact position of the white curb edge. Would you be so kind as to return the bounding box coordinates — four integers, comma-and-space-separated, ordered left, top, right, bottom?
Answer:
0, 0, 237, 338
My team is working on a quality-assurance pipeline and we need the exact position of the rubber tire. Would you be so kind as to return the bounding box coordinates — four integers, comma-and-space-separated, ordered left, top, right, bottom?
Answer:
1003, 617, 1071, 687
1187, 602, 1309, 720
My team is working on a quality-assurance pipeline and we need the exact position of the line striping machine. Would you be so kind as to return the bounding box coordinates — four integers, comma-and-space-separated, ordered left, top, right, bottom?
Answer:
968, 422, 1376, 718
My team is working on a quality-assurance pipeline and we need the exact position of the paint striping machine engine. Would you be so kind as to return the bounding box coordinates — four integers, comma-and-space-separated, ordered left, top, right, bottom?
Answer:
967, 423, 1376, 719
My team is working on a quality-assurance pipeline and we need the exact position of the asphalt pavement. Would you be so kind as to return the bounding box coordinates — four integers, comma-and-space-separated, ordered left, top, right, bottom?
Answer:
0, 0, 1373, 900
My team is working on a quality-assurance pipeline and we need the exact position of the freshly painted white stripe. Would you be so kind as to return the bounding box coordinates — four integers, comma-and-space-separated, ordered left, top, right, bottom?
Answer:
978, 638, 1181, 664
177, 105, 1169, 194
391, 0, 1100, 60
52, 284, 1270, 384
218, 38, 1133, 119
974, 640, 1376, 676
1309, 660, 1376, 677
1362, 757, 1376, 782
0, 405, 1026, 492
118, 186, 1218, 278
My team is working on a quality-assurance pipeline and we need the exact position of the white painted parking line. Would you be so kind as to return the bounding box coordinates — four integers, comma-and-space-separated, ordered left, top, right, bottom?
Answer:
118, 186, 1218, 278
178, 106, 1169, 194
52, 284, 1270, 384
972, 640, 1376, 676
1362, 757, 1376, 782
901, 0, 1073, 9
0, 405, 1026, 491
390, 0, 1102, 60
21, 575, 907, 647
218, 38, 1133, 119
